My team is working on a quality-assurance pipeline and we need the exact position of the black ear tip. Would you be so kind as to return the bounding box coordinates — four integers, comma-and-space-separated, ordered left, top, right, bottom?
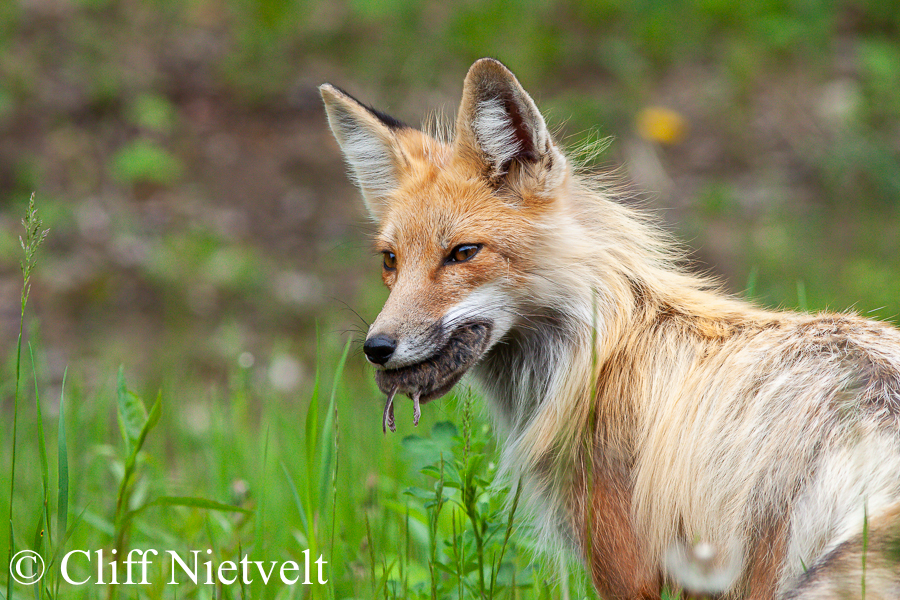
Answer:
318, 84, 408, 131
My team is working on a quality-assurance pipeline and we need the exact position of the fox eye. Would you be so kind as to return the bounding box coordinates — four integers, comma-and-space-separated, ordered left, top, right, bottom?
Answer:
446, 244, 482, 264
382, 251, 397, 271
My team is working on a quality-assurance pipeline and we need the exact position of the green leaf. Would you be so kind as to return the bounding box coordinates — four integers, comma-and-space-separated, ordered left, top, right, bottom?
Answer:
442, 464, 463, 488
131, 496, 252, 519
30, 503, 44, 565
373, 558, 398, 597
78, 509, 114, 537
466, 454, 485, 473
431, 421, 458, 441
116, 367, 149, 455
132, 391, 162, 459
420, 465, 443, 478
401, 487, 434, 501
401, 434, 426, 449
432, 561, 458, 576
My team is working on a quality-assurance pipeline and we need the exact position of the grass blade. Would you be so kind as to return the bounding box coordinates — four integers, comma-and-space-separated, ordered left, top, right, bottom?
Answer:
137, 496, 252, 514
29, 346, 50, 546
7, 332, 23, 600
252, 427, 270, 599
28, 346, 49, 600
56, 369, 69, 538
366, 515, 376, 597
55, 369, 68, 599
7, 526, 16, 600
302, 343, 321, 559
796, 279, 808, 312
490, 477, 522, 598
30, 504, 44, 600
745, 265, 759, 299
318, 339, 350, 513
281, 462, 309, 538
305, 371, 320, 484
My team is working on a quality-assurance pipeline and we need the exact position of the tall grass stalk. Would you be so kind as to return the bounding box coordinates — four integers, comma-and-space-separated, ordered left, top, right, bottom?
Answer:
459, 391, 486, 596
7, 193, 48, 600
796, 280, 808, 312
365, 514, 377, 597
54, 369, 68, 600
29, 345, 49, 600
745, 266, 759, 299
428, 456, 445, 600
489, 479, 522, 598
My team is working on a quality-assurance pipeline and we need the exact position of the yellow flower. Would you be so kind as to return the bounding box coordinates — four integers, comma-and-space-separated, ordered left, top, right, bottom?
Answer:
637, 106, 688, 145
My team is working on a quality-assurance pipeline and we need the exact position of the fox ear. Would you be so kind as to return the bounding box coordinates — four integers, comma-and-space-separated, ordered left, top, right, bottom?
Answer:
455, 58, 565, 188
320, 84, 406, 220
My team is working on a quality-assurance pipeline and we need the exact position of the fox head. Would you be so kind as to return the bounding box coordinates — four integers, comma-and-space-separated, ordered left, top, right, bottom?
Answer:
320, 58, 571, 426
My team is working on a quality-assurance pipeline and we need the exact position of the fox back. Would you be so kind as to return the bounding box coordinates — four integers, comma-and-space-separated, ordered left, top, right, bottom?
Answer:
321, 59, 900, 599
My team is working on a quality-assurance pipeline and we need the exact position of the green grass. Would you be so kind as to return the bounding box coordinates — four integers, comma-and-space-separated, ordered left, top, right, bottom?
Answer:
2, 2, 900, 595
1, 199, 599, 599
2, 341, 600, 599
6, 194, 48, 600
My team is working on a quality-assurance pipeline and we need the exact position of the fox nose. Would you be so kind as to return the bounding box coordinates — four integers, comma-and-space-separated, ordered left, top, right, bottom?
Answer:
363, 335, 397, 365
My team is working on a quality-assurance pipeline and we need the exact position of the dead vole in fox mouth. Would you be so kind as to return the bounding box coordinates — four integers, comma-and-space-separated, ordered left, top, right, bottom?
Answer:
376, 322, 491, 433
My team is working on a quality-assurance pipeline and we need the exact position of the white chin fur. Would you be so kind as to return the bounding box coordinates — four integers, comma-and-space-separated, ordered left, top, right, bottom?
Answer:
381, 283, 516, 370
441, 283, 516, 350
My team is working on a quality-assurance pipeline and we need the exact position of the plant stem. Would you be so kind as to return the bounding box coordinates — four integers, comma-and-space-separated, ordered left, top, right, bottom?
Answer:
7, 194, 48, 599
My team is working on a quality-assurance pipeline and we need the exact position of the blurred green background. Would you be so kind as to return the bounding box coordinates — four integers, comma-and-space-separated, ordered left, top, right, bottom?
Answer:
2, 0, 899, 389
1, 0, 899, 597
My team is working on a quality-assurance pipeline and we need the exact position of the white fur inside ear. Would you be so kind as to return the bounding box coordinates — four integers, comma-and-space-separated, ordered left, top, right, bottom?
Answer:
473, 98, 523, 171
338, 122, 397, 203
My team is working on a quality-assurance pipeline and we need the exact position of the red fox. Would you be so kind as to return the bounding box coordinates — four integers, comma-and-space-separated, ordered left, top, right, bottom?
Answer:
320, 58, 900, 599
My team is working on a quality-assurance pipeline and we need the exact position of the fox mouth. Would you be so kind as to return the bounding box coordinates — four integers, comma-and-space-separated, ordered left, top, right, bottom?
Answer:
376, 321, 492, 432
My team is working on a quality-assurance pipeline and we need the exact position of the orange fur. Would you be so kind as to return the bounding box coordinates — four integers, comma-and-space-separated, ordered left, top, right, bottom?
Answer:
321, 59, 900, 599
